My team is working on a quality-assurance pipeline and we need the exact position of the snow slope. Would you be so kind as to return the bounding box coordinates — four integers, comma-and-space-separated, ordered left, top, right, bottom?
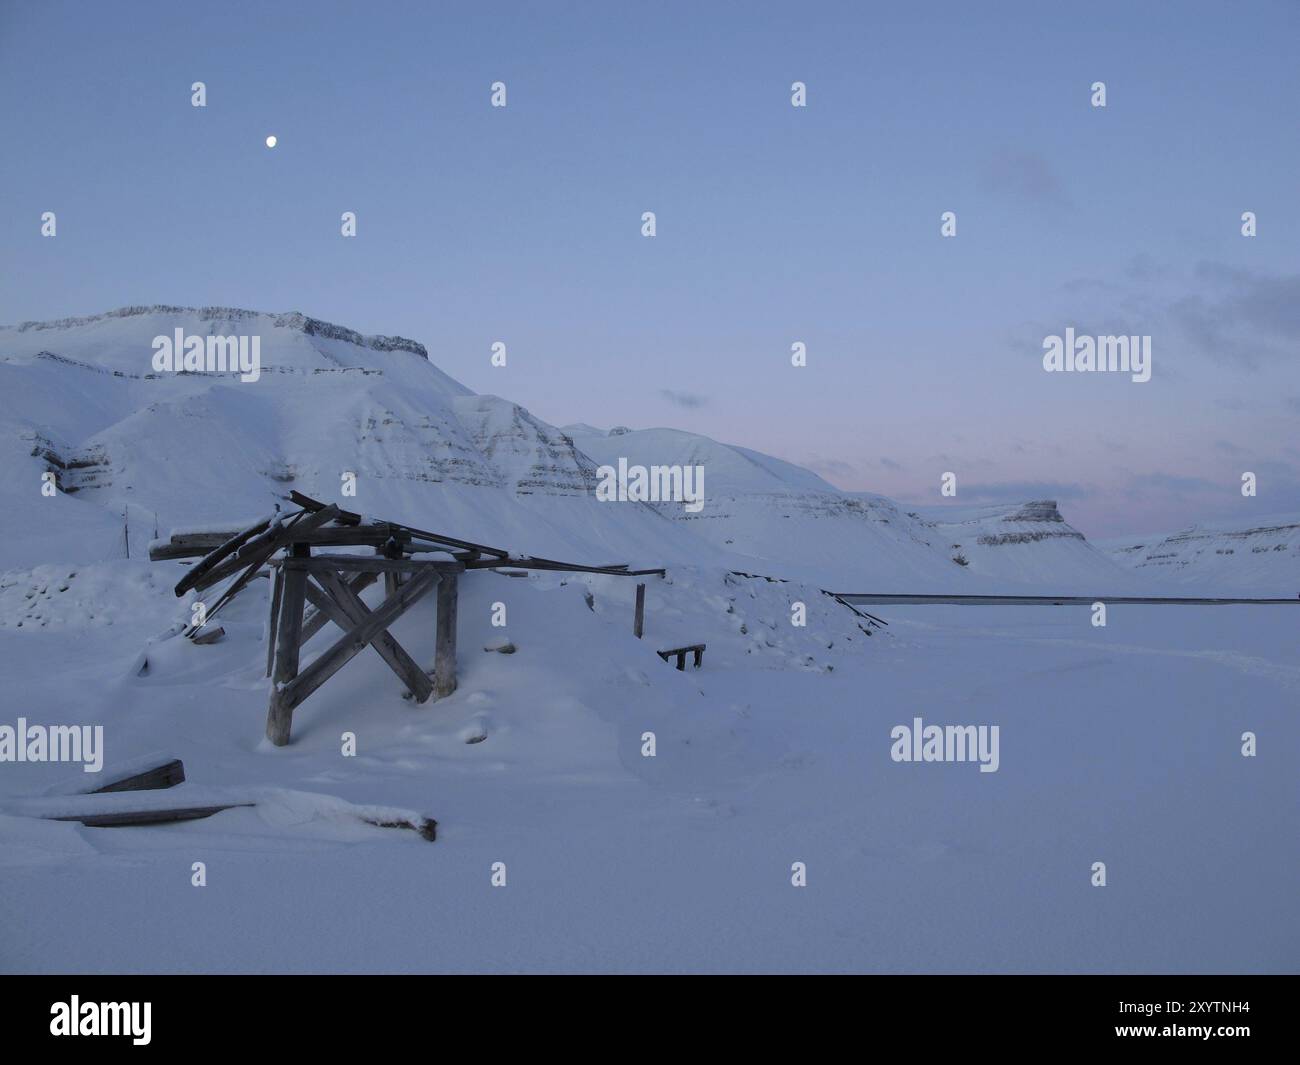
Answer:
0, 553, 1295, 973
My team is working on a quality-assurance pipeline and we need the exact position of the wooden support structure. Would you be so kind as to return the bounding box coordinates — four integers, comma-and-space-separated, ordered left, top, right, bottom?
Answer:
148, 492, 659, 746
265, 556, 459, 744
634, 582, 645, 639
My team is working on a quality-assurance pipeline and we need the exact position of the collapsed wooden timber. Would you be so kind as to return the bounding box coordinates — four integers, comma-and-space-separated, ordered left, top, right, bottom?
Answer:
150, 491, 663, 745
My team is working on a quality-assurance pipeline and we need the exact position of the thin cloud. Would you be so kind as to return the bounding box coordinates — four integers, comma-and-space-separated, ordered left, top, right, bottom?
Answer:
659, 388, 709, 409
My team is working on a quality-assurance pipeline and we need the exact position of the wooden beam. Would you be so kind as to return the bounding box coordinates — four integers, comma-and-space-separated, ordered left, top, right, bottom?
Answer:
184, 505, 342, 641
265, 543, 311, 746
280, 555, 464, 575
634, 582, 645, 639
311, 569, 433, 703
171, 513, 274, 594
90, 758, 186, 794
272, 568, 442, 726
434, 570, 458, 699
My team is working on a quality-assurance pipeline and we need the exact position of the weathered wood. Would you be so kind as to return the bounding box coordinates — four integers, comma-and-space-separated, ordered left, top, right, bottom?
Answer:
156, 525, 406, 560
273, 568, 442, 726
634, 582, 646, 639
184, 505, 342, 642
289, 490, 363, 526
291, 490, 507, 558
300, 571, 378, 646
51, 803, 253, 828
266, 543, 311, 746
657, 643, 705, 670
90, 758, 186, 794
311, 569, 433, 703
265, 565, 284, 677
279, 555, 465, 575
190, 625, 225, 645
230, 504, 338, 566
171, 513, 274, 594
434, 570, 459, 699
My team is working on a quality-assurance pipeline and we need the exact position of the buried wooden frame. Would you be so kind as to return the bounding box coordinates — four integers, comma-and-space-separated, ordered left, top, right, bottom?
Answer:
265, 550, 464, 746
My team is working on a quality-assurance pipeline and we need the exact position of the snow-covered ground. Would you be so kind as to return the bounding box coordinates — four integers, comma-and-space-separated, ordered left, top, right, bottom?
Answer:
0, 308, 1295, 973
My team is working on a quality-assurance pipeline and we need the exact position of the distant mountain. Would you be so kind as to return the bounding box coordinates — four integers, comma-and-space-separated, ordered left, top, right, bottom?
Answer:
567, 425, 1133, 592
1101, 515, 1300, 594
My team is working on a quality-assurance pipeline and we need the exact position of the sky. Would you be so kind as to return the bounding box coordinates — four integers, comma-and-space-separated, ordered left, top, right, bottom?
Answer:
1, 0, 1297, 537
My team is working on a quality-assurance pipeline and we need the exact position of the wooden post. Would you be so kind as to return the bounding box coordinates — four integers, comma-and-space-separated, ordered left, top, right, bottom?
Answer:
265, 566, 284, 677
434, 570, 458, 698
634, 582, 645, 639
266, 543, 309, 746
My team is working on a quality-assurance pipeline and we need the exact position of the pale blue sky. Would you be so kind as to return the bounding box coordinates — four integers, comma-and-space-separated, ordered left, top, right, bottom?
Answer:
2, 0, 1297, 536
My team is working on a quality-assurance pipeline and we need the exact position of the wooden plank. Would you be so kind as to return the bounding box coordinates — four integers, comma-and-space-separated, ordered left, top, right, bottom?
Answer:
434, 570, 458, 699
90, 758, 186, 794
51, 803, 253, 828
190, 625, 225, 645
312, 570, 434, 703
266, 543, 311, 746
274, 568, 442, 722
634, 582, 645, 639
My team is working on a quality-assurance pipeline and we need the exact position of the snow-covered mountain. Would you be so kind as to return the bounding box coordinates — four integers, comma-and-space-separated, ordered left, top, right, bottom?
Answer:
908, 499, 1130, 589
567, 424, 1133, 592
0, 307, 697, 570
1101, 514, 1300, 595
2, 306, 1134, 593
